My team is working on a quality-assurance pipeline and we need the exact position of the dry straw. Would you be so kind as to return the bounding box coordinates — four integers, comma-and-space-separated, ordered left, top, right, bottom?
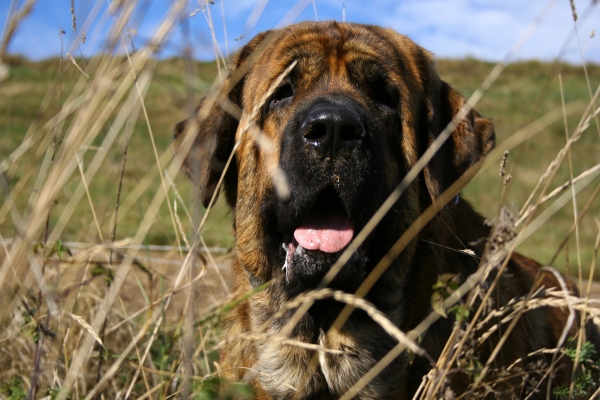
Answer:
0, 0, 599, 399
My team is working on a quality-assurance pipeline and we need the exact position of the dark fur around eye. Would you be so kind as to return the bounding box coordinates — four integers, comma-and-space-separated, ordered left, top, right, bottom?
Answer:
268, 81, 294, 110
371, 84, 399, 110
365, 69, 399, 110
346, 60, 399, 111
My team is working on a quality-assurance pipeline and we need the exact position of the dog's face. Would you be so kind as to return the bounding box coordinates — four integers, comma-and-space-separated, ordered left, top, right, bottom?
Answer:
175, 21, 494, 297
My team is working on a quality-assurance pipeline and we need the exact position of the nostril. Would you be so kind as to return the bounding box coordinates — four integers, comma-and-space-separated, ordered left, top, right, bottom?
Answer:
339, 122, 365, 142
303, 123, 328, 142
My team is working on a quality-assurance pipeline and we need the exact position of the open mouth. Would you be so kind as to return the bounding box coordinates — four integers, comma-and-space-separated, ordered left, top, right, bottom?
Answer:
293, 192, 354, 253
281, 189, 365, 289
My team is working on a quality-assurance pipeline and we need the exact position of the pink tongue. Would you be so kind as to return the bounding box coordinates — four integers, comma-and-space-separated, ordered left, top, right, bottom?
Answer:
293, 213, 354, 253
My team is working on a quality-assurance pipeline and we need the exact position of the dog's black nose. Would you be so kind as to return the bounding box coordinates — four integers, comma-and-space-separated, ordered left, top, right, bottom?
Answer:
301, 103, 366, 159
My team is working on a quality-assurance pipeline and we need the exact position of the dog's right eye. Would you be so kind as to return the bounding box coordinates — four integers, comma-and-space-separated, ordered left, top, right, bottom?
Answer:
268, 82, 294, 110
372, 85, 399, 110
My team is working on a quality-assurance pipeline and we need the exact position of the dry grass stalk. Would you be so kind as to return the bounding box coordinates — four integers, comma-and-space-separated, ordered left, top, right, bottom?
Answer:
0, 0, 35, 81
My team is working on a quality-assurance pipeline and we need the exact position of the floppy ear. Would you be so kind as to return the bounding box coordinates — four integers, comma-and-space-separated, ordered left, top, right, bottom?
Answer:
173, 31, 272, 209
423, 81, 495, 200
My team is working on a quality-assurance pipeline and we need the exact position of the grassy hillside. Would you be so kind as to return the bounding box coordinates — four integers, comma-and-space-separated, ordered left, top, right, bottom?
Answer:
0, 55, 233, 248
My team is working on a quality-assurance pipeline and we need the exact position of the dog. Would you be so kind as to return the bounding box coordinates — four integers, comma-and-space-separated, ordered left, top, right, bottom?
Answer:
174, 21, 599, 399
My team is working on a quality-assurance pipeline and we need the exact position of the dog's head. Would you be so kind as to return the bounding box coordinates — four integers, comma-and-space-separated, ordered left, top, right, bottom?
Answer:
174, 22, 494, 295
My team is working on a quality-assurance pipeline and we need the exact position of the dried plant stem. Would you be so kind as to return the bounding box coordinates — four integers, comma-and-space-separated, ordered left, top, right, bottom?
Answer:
202, 0, 227, 80
548, 184, 600, 266
0, 0, 35, 64
75, 153, 104, 241
94, 95, 136, 391
53, 3, 190, 399
559, 70, 584, 399
125, 51, 183, 252
27, 26, 67, 400
519, 85, 600, 221
517, 163, 600, 226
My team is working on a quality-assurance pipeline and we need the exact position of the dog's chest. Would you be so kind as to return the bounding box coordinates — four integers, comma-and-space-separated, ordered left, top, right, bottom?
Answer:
255, 327, 383, 398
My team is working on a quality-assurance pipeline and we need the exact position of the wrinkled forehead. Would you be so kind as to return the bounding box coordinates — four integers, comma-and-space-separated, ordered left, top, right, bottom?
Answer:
242, 22, 432, 100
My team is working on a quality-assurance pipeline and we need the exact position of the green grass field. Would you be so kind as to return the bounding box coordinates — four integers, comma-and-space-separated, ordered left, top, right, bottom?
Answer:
0, 55, 234, 249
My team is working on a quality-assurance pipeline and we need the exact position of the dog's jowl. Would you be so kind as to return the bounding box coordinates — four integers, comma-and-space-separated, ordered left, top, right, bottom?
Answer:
174, 22, 599, 399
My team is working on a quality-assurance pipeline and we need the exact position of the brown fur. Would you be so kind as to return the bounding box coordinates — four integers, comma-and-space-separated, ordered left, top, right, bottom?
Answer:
174, 22, 599, 399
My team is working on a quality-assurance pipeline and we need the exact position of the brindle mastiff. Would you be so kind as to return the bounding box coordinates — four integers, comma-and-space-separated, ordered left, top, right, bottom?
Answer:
174, 21, 599, 399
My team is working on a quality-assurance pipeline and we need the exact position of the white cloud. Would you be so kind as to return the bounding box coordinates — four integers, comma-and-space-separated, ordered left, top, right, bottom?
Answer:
375, 0, 600, 63
6, 0, 600, 63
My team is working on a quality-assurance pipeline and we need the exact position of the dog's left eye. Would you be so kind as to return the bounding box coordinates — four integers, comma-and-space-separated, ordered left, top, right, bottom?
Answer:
373, 86, 399, 110
269, 82, 294, 110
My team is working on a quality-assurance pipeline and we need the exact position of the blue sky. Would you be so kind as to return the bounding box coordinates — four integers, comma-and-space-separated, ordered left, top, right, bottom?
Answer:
2, 0, 599, 64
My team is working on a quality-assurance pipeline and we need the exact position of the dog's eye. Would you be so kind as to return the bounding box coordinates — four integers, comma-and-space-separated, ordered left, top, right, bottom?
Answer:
269, 82, 294, 110
372, 86, 399, 110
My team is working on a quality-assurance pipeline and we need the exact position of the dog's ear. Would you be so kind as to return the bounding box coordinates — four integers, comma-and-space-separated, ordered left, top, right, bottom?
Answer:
423, 81, 495, 200
173, 31, 273, 208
